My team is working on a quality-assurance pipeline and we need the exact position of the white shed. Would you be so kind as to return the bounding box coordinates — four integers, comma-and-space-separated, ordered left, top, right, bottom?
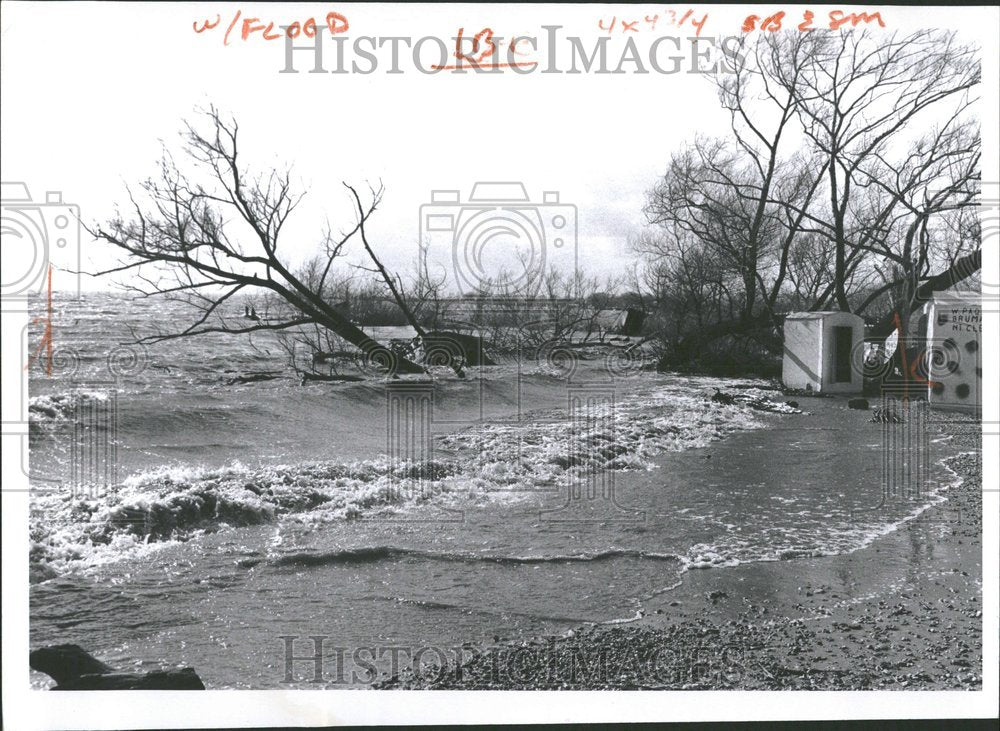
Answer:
782, 311, 864, 394
919, 293, 981, 411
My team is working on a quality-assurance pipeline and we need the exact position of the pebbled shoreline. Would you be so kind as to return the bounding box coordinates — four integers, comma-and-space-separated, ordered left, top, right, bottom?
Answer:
376, 426, 983, 690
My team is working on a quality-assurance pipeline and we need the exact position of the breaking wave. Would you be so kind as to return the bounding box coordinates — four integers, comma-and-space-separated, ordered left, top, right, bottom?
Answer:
29, 382, 794, 580
28, 391, 111, 427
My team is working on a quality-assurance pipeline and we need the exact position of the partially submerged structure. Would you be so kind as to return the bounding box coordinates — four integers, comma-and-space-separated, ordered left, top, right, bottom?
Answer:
592, 308, 647, 337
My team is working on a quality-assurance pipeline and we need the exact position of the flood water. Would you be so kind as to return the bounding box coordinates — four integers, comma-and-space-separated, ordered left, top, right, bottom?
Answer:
27, 293, 968, 687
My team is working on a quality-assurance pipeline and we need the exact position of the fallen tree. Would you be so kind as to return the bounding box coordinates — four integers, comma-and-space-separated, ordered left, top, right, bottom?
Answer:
87, 108, 426, 376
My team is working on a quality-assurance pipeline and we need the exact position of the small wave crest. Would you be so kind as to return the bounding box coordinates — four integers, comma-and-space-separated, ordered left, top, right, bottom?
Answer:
255, 546, 684, 570
29, 391, 110, 423
437, 384, 770, 486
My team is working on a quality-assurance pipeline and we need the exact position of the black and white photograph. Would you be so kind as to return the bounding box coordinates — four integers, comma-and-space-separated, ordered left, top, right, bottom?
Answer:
1, 2, 997, 727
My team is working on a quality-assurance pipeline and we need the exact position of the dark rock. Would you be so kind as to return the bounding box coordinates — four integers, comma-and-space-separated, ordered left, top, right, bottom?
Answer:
786, 400, 799, 408
711, 388, 736, 405
848, 398, 869, 410
30, 644, 113, 685
30, 644, 205, 690
52, 668, 205, 691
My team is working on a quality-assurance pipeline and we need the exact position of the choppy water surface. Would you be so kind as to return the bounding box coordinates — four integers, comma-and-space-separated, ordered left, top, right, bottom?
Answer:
26, 293, 968, 688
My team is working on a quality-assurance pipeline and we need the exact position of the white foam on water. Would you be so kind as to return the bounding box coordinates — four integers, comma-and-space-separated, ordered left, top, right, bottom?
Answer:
28, 390, 111, 423
669, 449, 974, 573
30, 380, 781, 579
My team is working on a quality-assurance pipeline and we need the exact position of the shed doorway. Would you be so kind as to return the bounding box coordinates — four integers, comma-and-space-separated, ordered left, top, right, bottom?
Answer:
833, 326, 853, 383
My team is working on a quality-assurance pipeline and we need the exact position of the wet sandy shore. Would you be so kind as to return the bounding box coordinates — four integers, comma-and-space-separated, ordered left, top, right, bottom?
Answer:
377, 411, 983, 690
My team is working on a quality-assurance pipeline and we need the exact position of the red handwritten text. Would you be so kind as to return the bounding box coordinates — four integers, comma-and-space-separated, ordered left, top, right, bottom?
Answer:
742, 9, 886, 32
599, 9, 708, 37
26, 266, 54, 376
193, 9, 349, 45
431, 27, 538, 71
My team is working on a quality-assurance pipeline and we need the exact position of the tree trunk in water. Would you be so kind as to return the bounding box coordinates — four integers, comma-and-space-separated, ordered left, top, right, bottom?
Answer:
316, 309, 425, 375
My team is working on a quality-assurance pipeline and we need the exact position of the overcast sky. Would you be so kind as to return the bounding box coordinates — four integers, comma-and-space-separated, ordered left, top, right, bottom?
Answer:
2, 3, 996, 294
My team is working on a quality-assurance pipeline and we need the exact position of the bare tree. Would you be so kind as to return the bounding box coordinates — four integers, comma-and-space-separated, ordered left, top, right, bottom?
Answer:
643, 33, 829, 357
714, 32, 829, 321
87, 108, 426, 376
637, 30, 982, 372
777, 29, 979, 309
406, 241, 448, 330
851, 118, 980, 334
